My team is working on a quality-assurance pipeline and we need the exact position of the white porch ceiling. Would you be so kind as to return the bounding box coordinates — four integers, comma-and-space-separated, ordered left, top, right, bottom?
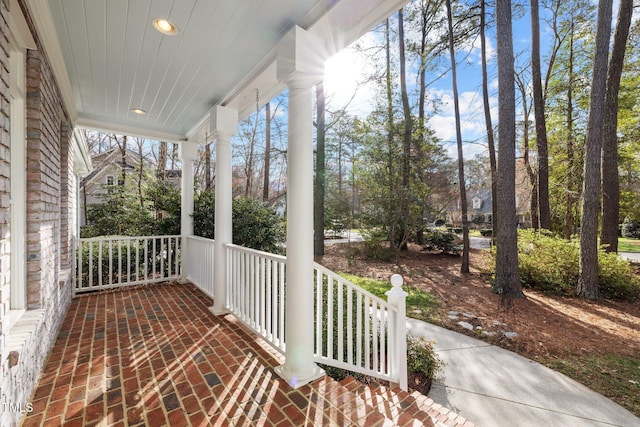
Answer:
26, 0, 408, 144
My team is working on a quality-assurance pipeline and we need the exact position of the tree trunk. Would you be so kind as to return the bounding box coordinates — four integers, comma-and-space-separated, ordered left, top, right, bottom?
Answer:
564, 23, 576, 240
601, 0, 633, 253
136, 138, 144, 208
205, 142, 212, 190
385, 19, 397, 250
480, 0, 498, 238
530, 0, 551, 229
446, 0, 469, 272
578, 0, 613, 300
119, 135, 127, 189
314, 82, 326, 256
493, 0, 524, 301
398, 8, 412, 251
263, 101, 271, 202
157, 141, 168, 181
515, 72, 539, 230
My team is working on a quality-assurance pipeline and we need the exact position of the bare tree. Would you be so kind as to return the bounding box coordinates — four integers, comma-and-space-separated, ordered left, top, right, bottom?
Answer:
480, 0, 498, 239
601, 0, 633, 253
446, 0, 470, 272
157, 141, 168, 181
398, 8, 413, 251
578, 0, 613, 299
531, 0, 551, 229
263, 102, 272, 202
493, 0, 524, 301
314, 82, 326, 256
515, 69, 540, 230
134, 137, 145, 207
205, 141, 213, 190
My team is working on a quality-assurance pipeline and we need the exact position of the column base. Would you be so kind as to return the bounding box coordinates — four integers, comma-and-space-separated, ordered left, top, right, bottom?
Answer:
274, 363, 325, 389
208, 306, 229, 316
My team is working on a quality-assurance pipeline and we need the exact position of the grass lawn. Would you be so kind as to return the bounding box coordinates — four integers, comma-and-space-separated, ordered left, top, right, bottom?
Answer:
338, 273, 440, 323
618, 238, 640, 253
544, 355, 640, 416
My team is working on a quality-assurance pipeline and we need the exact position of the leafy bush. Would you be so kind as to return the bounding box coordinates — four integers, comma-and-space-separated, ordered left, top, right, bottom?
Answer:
488, 230, 640, 301
193, 191, 285, 253
407, 335, 444, 392
361, 229, 397, 261
621, 217, 640, 239
480, 229, 493, 237
422, 229, 462, 256
471, 214, 486, 226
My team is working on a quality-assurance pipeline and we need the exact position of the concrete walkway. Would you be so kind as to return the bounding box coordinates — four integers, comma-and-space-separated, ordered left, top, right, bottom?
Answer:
407, 319, 640, 427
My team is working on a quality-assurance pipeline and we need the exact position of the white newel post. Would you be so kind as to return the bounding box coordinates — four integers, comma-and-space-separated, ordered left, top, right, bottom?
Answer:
179, 142, 198, 281
386, 274, 408, 391
210, 105, 238, 315
274, 26, 327, 388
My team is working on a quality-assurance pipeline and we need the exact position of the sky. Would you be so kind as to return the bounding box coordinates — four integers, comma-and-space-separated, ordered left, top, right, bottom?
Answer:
322, 4, 543, 160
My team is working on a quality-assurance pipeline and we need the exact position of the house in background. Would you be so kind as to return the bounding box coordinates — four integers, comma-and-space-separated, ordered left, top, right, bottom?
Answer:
80, 147, 148, 226
0, 0, 409, 425
448, 187, 531, 229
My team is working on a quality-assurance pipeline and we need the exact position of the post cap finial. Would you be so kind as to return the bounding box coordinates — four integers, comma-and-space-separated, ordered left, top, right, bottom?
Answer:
390, 274, 403, 288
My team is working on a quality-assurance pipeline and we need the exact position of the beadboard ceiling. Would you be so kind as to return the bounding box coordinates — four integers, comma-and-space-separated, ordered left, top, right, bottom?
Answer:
27, 0, 407, 143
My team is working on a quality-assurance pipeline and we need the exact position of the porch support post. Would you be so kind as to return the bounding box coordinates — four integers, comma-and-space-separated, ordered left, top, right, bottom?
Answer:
210, 105, 238, 315
274, 26, 327, 389
179, 142, 198, 281
179, 142, 198, 236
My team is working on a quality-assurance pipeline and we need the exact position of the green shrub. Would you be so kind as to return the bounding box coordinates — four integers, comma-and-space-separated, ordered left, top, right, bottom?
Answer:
622, 217, 640, 239
422, 229, 462, 255
407, 335, 444, 392
488, 230, 640, 301
361, 229, 396, 261
480, 229, 493, 237
193, 191, 285, 254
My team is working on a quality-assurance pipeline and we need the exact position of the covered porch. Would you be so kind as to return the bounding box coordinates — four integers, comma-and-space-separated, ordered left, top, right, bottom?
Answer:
21, 283, 467, 426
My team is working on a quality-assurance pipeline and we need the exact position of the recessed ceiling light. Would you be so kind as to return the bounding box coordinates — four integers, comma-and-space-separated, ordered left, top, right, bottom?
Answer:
153, 19, 179, 35
131, 108, 146, 115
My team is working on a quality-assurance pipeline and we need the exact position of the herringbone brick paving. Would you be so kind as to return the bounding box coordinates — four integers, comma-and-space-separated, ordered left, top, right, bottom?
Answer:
21, 283, 473, 426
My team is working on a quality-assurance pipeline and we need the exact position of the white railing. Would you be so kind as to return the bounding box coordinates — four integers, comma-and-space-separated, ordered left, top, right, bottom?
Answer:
75, 235, 407, 388
314, 265, 407, 388
76, 235, 181, 295
183, 236, 215, 298
223, 243, 407, 388
225, 243, 287, 353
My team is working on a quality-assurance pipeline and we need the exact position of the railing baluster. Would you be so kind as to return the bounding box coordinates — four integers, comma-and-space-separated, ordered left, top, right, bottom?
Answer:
356, 292, 362, 367
372, 300, 379, 373
327, 275, 334, 360
347, 287, 353, 365
364, 296, 371, 370
380, 306, 387, 375
117, 239, 122, 286
337, 279, 344, 363
279, 260, 285, 349
88, 241, 93, 289
315, 269, 322, 358
78, 240, 83, 290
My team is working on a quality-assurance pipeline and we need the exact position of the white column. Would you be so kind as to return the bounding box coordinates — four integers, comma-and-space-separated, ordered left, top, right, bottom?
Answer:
179, 142, 198, 237
179, 142, 198, 282
274, 26, 327, 389
210, 105, 238, 315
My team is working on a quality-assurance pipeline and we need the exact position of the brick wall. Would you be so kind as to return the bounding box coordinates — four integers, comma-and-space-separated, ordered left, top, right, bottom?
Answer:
0, 1, 77, 425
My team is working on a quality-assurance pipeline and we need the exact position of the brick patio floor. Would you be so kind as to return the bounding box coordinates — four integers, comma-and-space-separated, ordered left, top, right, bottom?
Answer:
21, 283, 473, 426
